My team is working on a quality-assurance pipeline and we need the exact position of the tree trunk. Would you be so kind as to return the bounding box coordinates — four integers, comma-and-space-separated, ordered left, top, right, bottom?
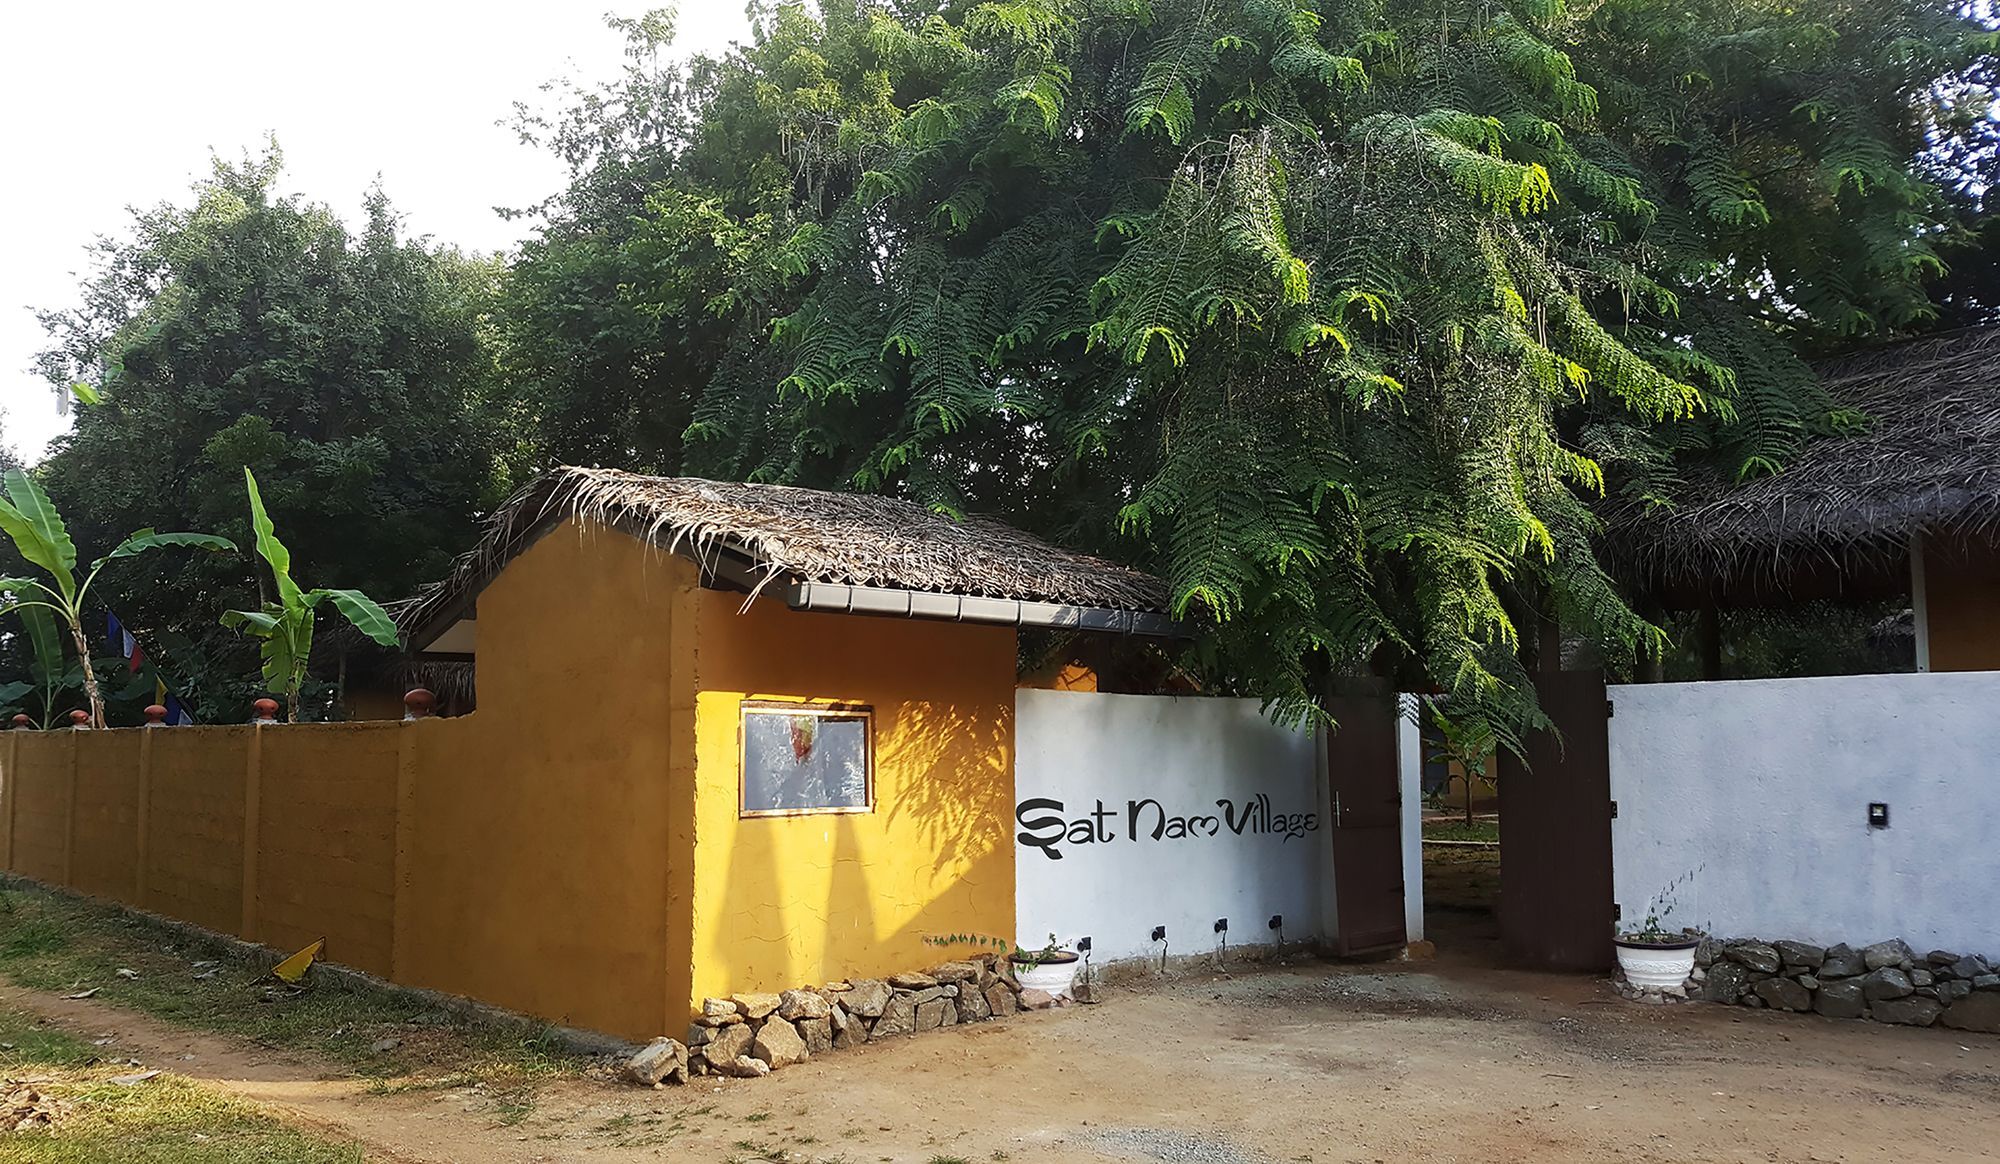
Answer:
1464, 766, 1475, 827
69, 617, 105, 729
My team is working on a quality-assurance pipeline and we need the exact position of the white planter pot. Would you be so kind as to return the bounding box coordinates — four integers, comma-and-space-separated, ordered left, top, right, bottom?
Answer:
1012, 956, 1079, 998
1615, 938, 1699, 990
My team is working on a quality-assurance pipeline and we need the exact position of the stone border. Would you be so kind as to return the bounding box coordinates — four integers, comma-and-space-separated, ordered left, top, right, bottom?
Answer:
624, 954, 1059, 1085
0, 873, 637, 1058
1629, 933, 1999, 1034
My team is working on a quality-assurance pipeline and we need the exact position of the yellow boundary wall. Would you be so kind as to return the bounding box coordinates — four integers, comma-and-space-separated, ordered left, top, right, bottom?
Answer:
0, 517, 1022, 1040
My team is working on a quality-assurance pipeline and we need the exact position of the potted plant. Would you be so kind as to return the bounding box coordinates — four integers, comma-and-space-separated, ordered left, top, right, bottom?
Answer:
1009, 934, 1080, 997
1615, 870, 1702, 990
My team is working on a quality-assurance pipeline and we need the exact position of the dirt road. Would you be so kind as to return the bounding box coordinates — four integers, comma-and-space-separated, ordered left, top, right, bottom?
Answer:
9, 947, 2000, 1164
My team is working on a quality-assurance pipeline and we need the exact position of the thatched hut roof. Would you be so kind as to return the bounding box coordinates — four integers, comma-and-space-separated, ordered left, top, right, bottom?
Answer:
1611, 326, 2000, 596
400, 467, 1175, 648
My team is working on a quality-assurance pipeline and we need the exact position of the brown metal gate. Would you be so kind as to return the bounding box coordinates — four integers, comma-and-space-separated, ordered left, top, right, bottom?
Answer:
1497, 669, 1614, 971
1324, 688, 1406, 956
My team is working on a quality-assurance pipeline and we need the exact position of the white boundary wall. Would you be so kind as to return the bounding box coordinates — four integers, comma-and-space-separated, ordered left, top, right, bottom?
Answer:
1609, 671, 2000, 955
1014, 690, 1326, 962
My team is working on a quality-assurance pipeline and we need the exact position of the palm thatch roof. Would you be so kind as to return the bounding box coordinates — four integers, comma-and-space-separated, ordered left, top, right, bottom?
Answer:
400, 467, 1174, 647
1611, 326, 2000, 593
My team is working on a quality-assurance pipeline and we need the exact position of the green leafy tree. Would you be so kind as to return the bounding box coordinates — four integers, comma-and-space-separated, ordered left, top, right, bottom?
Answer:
508, 0, 1996, 744
1426, 704, 1498, 827
0, 471, 233, 727
32, 146, 506, 712
222, 470, 399, 722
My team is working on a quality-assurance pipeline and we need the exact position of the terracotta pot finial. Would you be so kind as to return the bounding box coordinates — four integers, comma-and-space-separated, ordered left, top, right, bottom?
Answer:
403, 688, 437, 720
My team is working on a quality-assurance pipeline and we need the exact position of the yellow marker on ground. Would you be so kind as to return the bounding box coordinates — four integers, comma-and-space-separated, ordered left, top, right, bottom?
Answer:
271, 938, 324, 984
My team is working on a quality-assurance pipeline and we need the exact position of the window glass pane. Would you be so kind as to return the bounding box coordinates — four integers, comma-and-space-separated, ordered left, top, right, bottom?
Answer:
742, 709, 870, 814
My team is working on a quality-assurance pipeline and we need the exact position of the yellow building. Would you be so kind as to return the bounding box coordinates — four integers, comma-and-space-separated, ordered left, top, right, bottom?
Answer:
390, 467, 1176, 1036
0, 467, 1176, 1042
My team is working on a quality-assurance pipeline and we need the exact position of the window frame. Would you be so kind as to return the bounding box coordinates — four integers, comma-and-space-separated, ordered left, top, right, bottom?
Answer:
736, 700, 876, 819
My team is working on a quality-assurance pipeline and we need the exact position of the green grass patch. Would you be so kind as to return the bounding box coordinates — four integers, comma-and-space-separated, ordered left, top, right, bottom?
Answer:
1, 1005, 365, 1162
1421, 818, 1499, 844
0, 882, 589, 1100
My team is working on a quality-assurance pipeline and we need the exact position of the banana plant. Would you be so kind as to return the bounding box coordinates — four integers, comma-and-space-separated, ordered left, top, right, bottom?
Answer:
222, 469, 399, 722
0, 605, 80, 727
0, 469, 234, 728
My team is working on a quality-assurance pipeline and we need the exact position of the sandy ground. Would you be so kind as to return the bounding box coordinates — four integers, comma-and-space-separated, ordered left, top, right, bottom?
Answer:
8, 907, 2000, 1164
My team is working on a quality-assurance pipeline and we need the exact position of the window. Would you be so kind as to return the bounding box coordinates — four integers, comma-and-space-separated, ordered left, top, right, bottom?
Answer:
739, 703, 873, 817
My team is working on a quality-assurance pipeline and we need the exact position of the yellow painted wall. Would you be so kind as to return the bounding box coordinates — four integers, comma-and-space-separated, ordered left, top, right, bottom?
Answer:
1927, 540, 2000, 672
256, 723, 401, 977
400, 519, 692, 1039
686, 595, 1017, 1019
9, 733, 72, 884
71, 731, 142, 904
144, 727, 250, 936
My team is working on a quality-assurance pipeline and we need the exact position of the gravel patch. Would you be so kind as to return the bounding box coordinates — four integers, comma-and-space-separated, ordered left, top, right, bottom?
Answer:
1086, 1126, 1274, 1164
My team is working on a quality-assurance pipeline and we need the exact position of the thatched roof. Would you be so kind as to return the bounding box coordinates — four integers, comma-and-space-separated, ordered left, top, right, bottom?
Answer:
1612, 326, 2000, 591
400, 467, 1173, 647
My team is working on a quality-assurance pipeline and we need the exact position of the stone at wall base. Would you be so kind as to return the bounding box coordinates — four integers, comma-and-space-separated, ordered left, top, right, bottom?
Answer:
875, 993, 918, 1037
1018, 988, 1056, 1010
1814, 980, 1866, 1019
1862, 939, 1915, 972
699, 1023, 754, 1067
1702, 962, 1751, 1003
1726, 943, 1782, 974
622, 1038, 688, 1086
1820, 944, 1866, 978
798, 1017, 833, 1055
913, 997, 953, 1030
1774, 941, 1825, 972
1862, 968, 1914, 1001
1401, 940, 1437, 961
986, 983, 1019, 1018
778, 989, 831, 1022
958, 983, 992, 1021
732, 992, 783, 1020
1751, 978, 1811, 1012
751, 1017, 808, 1068
844, 979, 892, 1018
1868, 997, 1942, 1027
715, 1055, 771, 1078
1941, 993, 2000, 1033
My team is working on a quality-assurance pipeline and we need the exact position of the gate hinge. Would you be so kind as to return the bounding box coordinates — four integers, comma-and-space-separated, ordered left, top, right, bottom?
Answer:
1613, 902, 1622, 921
1609, 800, 1618, 819
1605, 698, 1615, 719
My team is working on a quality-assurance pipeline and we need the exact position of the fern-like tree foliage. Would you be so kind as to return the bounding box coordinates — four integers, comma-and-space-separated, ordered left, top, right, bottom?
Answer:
507, 0, 1998, 744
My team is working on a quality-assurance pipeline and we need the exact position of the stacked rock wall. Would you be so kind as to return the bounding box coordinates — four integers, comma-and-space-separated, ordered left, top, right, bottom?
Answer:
626, 954, 1053, 1084
1691, 937, 2000, 1033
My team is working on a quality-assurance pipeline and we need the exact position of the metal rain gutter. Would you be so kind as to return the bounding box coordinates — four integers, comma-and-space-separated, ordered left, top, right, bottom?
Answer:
785, 580, 1186, 639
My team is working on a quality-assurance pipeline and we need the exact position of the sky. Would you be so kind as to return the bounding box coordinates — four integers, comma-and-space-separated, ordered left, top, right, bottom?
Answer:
0, 1, 752, 464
